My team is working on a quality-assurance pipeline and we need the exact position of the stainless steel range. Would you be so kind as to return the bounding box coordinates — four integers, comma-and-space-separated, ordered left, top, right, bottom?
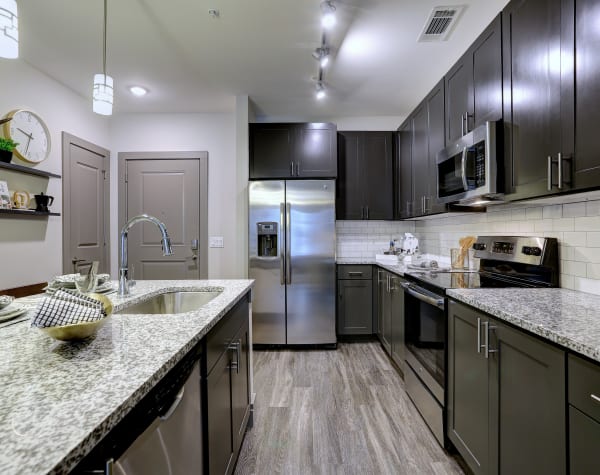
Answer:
402, 236, 559, 447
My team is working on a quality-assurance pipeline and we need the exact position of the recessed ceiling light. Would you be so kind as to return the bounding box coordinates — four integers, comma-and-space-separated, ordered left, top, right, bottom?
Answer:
129, 86, 148, 97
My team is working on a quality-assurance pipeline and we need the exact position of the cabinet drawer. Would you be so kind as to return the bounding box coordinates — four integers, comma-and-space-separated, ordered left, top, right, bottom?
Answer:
568, 354, 600, 422
206, 294, 249, 375
338, 265, 372, 280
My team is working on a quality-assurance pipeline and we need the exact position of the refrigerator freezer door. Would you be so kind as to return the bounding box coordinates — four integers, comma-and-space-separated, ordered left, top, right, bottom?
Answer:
249, 181, 286, 344
286, 180, 336, 344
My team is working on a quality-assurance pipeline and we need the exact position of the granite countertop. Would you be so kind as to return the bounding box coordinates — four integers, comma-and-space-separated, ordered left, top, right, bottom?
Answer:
0, 279, 253, 475
447, 288, 600, 363
336, 257, 409, 276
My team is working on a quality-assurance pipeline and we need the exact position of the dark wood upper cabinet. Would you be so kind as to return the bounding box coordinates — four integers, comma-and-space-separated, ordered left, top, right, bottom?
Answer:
411, 102, 429, 218
426, 79, 447, 215
249, 122, 337, 179
397, 122, 413, 219
445, 14, 502, 144
573, 0, 600, 190
502, 0, 574, 200
337, 131, 393, 220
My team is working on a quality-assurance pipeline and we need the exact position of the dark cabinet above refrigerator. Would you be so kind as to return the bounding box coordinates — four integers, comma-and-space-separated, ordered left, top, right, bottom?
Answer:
249, 122, 337, 179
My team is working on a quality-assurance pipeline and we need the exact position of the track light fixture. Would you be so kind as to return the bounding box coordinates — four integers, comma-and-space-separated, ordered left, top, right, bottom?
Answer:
320, 1, 336, 29
315, 82, 326, 100
312, 46, 330, 68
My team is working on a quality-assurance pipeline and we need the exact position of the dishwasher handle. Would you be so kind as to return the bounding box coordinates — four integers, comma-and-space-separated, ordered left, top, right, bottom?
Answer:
401, 282, 445, 310
159, 386, 185, 421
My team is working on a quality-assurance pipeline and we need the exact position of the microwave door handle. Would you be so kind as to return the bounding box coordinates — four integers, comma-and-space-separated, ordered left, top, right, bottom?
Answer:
461, 146, 469, 191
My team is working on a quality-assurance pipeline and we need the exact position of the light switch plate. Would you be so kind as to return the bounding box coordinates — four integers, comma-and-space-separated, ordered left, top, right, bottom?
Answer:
209, 236, 224, 248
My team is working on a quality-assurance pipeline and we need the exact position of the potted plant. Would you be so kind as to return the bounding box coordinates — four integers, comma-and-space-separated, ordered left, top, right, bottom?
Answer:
0, 137, 18, 163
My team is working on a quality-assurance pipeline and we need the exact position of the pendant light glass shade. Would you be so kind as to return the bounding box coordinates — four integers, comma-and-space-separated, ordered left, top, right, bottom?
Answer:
93, 73, 113, 115
0, 0, 18, 59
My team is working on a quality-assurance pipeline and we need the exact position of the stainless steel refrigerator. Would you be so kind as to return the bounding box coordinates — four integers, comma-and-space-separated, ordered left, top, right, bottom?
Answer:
249, 180, 336, 345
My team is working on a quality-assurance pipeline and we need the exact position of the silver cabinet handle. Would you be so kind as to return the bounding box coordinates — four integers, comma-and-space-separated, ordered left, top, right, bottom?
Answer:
557, 152, 563, 190
229, 340, 241, 374
348, 271, 363, 276
105, 459, 114, 475
461, 112, 465, 136
160, 386, 185, 421
483, 321, 497, 359
280, 203, 285, 285
477, 317, 482, 354
286, 202, 291, 284
547, 155, 553, 191
290, 161, 294, 176
296, 163, 300, 176
365, 206, 369, 219
591, 394, 600, 404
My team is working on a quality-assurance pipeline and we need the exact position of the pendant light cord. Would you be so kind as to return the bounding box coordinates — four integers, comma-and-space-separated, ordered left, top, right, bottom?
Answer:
102, 0, 107, 78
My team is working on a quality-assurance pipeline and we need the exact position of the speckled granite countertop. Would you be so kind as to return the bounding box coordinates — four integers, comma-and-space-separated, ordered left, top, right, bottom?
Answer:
0, 279, 253, 475
447, 288, 600, 363
336, 257, 409, 276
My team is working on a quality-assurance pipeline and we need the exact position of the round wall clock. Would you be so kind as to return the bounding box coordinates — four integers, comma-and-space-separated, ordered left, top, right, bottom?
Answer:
2, 109, 51, 164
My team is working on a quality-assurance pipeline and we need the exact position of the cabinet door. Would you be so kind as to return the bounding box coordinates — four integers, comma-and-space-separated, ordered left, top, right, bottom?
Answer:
397, 124, 413, 218
363, 132, 394, 220
502, 0, 574, 200
231, 319, 250, 456
573, 0, 600, 189
295, 123, 337, 178
337, 279, 373, 335
390, 276, 405, 372
206, 353, 234, 475
569, 406, 600, 475
336, 132, 363, 220
249, 123, 294, 179
472, 14, 503, 128
426, 80, 447, 215
381, 272, 392, 354
445, 52, 473, 143
489, 318, 566, 475
412, 103, 429, 217
447, 301, 489, 475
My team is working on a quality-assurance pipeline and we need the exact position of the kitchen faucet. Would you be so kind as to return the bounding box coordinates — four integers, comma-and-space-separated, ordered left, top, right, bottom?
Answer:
119, 214, 173, 296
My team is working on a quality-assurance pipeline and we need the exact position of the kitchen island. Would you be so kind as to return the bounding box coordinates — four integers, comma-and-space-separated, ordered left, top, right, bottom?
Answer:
0, 279, 253, 475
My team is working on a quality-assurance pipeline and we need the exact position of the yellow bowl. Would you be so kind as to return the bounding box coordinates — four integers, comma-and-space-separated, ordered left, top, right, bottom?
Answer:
40, 293, 113, 341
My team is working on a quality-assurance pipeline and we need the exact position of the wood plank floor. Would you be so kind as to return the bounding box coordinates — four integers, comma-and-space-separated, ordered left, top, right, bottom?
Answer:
235, 342, 464, 475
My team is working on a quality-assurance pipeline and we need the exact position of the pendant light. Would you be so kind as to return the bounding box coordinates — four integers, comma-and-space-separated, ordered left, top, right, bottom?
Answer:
93, 0, 113, 115
0, 0, 18, 58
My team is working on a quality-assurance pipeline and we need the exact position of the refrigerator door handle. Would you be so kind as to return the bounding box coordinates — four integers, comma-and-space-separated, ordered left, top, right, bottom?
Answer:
286, 202, 292, 284
280, 203, 285, 285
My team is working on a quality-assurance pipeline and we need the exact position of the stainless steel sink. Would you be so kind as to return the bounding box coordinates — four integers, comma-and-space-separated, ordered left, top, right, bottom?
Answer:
116, 290, 222, 315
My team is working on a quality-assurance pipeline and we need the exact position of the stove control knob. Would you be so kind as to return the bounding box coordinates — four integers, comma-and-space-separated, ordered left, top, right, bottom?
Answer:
522, 246, 542, 256
473, 243, 486, 251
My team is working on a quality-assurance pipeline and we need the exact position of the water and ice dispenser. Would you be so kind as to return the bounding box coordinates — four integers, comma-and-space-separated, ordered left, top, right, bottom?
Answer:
257, 222, 278, 257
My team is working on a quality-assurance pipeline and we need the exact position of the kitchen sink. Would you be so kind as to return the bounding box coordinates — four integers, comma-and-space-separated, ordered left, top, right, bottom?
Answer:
116, 290, 222, 315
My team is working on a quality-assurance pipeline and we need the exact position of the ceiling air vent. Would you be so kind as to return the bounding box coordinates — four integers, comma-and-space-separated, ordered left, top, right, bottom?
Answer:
418, 5, 466, 42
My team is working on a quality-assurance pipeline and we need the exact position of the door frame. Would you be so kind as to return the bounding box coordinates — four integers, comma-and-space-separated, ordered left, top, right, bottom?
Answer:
62, 132, 111, 274
118, 151, 209, 279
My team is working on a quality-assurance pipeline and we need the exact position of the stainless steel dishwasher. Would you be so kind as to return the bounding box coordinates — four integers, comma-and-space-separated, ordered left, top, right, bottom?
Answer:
110, 361, 203, 475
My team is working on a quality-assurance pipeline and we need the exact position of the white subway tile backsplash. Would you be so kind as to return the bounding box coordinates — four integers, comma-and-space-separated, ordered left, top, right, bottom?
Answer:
543, 205, 563, 219
574, 216, 600, 231
563, 202, 586, 218
526, 207, 543, 220
585, 232, 600, 247
563, 231, 587, 247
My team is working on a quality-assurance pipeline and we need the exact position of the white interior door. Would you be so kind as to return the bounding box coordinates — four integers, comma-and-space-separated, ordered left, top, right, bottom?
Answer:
62, 133, 110, 274
122, 154, 208, 280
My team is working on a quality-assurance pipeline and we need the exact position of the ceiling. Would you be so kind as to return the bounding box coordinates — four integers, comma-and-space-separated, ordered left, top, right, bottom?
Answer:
18, 0, 509, 119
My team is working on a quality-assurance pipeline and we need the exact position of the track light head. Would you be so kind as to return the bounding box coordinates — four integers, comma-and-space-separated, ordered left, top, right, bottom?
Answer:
312, 46, 330, 68
315, 82, 326, 100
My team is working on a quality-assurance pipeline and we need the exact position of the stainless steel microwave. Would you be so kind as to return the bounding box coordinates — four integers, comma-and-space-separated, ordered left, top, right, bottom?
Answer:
436, 120, 503, 206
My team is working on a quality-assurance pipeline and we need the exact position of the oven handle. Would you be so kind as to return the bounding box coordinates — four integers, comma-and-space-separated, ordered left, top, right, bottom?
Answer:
401, 282, 445, 310
460, 146, 469, 191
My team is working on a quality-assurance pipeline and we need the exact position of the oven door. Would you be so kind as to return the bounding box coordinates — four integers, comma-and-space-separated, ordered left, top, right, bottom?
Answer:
402, 282, 446, 403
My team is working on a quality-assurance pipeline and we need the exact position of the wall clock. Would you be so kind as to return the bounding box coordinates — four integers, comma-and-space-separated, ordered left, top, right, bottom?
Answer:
2, 109, 51, 164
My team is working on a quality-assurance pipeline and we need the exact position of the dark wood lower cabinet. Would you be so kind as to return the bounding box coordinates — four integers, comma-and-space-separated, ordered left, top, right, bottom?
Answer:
389, 275, 405, 372
337, 279, 373, 335
569, 406, 600, 475
448, 300, 566, 475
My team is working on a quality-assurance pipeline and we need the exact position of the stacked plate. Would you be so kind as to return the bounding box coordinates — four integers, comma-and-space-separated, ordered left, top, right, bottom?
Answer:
0, 302, 28, 323
45, 273, 115, 295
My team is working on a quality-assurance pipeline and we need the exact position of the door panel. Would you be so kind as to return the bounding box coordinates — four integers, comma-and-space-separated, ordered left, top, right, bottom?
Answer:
231, 321, 250, 453
249, 124, 293, 179
445, 56, 472, 143
412, 104, 429, 216
286, 180, 335, 345
248, 181, 286, 344
295, 124, 337, 178
426, 81, 447, 214
398, 125, 413, 218
363, 132, 394, 220
126, 159, 200, 280
336, 132, 362, 220
63, 134, 109, 274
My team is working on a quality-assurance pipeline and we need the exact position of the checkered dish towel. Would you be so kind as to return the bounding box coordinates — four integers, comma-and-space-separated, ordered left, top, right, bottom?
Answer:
31, 289, 107, 328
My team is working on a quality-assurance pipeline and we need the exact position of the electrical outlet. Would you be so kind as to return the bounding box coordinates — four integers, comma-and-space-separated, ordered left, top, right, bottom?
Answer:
209, 236, 224, 248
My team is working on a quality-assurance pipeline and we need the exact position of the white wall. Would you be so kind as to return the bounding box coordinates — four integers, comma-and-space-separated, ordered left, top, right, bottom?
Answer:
254, 115, 404, 131
0, 60, 110, 290
109, 112, 238, 279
